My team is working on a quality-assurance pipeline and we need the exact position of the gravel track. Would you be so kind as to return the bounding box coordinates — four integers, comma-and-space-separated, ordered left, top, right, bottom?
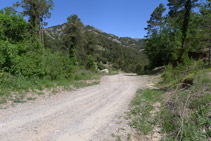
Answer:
0, 74, 151, 141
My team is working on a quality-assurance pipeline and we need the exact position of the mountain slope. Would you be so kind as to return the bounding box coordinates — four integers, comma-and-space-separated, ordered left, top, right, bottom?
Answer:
44, 23, 148, 73
45, 24, 145, 50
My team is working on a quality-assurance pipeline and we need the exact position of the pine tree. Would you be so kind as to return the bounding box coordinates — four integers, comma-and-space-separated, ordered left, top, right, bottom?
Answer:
63, 14, 83, 65
200, 0, 211, 66
145, 3, 166, 38
15, 0, 54, 45
181, 0, 199, 48
167, 0, 186, 18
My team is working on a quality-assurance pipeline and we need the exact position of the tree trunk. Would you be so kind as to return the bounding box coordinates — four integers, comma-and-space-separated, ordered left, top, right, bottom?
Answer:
41, 26, 44, 46
160, 25, 162, 39
41, 20, 45, 55
182, 0, 192, 49
209, 42, 211, 67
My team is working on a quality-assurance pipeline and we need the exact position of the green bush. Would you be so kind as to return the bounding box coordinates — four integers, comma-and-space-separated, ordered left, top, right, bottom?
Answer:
0, 40, 45, 78
0, 40, 18, 71
43, 49, 75, 80
0, 11, 28, 42
0, 38, 75, 79
162, 58, 204, 84
97, 62, 106, 70
10, 40, 46, 77
135, 64, 144, 75
86, 55, 96, 71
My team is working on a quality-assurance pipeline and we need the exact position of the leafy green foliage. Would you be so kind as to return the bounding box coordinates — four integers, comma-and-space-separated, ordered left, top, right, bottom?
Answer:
0, 3, 148, 100
145, 3, 166, 38
62, 14, 83, 65
135, 64, 143, 75
16, 0, 54, 37
145, 0, 211, 68
86, 55, 96, 71
0, 10, 77, 97
161, 57, 204, 85
0, 11, 28, 42
167, 0, 186, 18
97, 62, 106, 70
43, 49, 75, 79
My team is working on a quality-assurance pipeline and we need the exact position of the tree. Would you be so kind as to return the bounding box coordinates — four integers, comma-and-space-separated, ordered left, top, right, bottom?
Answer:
144, 1, 205, 69
181, 0, 199, 48
167, 0, 186, 18
0, 10, 28, 42
16, 0, 54, 45
167, 0, 186, 33
145, 3, 166, 38
200, 0, 211, 66
144, 3, 168, 67
181, 0, 192, 48
1, 7, 17, 15
84, 32, 97, 55
63, 14, 83, 65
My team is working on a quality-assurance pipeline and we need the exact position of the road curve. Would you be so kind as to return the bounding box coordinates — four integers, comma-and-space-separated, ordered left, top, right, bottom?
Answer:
0, 74, 151, 141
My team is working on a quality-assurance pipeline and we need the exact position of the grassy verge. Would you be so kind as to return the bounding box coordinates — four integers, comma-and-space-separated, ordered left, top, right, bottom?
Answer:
129, 60, 211, 140
0, 70, 104, 104
159, 69, 211, 141
128, 89, 164, 135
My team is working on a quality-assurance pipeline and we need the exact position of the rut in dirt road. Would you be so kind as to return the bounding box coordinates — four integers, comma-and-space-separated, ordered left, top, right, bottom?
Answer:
0, 74, 151, 141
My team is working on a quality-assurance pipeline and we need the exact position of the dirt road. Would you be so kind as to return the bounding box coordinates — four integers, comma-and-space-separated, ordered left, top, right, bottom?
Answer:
0, 74, 151, 141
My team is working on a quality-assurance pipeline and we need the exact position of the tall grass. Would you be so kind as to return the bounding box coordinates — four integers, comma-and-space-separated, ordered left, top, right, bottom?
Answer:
158, 59, 211, 140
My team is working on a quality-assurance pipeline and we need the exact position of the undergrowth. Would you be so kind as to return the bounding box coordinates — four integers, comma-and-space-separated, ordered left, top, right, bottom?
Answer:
0, 70, 103, 104
129, 58, 211, 141
160, 68, 211, 141
161, 58, 205, 86
128, 89, 163, 135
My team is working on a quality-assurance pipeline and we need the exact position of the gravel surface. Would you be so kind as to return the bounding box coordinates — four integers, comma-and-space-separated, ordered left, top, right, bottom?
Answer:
0, 74, 151, 141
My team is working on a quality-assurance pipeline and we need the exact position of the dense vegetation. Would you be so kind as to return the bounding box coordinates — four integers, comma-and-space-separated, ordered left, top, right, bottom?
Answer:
45, 19, 147, 73
159, 60, 211, 140
0, 0, 148, 101
0, 2, 85, 102
145, 0, 211, 68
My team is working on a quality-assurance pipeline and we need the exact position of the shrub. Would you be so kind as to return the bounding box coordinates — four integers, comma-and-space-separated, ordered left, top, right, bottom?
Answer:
10, 40, 46, 77
162, 58, 205, 85
97, 62, 106, 70
43, 49, 75, 79
0, 40, 18, 71
135, 64, 143, 75
86, 55, 96, 71
0, 11, 29, 42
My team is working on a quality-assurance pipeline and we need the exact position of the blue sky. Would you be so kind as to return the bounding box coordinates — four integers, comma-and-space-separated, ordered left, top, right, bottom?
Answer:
0, 0, 169, 38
